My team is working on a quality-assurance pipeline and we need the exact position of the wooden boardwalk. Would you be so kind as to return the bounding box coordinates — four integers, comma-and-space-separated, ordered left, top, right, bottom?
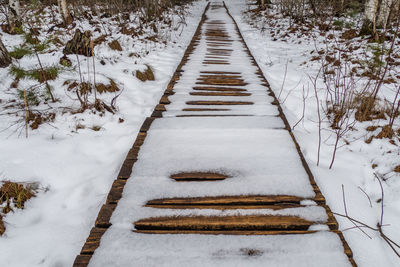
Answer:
73, 2, 356, 266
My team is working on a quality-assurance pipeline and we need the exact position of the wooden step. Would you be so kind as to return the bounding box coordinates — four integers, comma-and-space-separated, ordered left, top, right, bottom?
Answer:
176, 115, 254, 117
80, 227, 106, 255
200, 71, 241, 74
196, 81, 248, 86
193, 86, 247, 92
186, 101, 253, 105
171, 172, 228, 181
182, 108, 231, 111
200, 75, 242, 78
73, 255, 91, 267
190, 92, 251, 96
146, 195, 305, 210
134, 215, 313, 231
203, 61, 230, 65
134, 229, 319, 235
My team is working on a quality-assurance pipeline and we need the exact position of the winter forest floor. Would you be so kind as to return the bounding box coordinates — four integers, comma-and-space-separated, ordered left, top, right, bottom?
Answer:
0, 0, 400, 266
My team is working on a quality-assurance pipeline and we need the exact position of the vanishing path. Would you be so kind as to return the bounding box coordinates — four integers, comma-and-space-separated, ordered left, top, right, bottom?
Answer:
74, 2, 356, 266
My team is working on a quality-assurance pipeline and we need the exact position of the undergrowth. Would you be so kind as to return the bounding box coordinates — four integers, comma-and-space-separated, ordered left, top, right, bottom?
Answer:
0, 181, 40, 235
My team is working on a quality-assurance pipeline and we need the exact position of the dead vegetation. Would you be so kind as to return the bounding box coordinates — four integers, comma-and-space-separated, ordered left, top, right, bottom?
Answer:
0, 181, 40, 235
0, 0, 194, 136
246, 0, 400, 169
136, 65, 155, 82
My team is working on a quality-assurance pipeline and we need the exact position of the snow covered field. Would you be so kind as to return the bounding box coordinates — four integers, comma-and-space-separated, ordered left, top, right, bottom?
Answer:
0, 0, 399, 266
0, 1, 207, 266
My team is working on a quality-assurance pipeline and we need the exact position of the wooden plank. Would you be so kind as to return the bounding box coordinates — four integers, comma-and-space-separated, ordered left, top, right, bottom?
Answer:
117, 161, 135, 180
0, 216, 4, 236
203, 61, 230, 65
134, 229, 319, 235
186, 101, 253, 105
171, 172, 228, 181
199, 75, 242, 78
200, 71, 241, 74
132, 132, 147, 147
182, 108, 231, 111
72, 255, 91, 267
176, 115, 254, 117
159, 95, 170, 104
106, 179, 126, 204
81, 228, 106, 254
126, 147, 139, 161
151, 110, 163, 118
155, 104, 166, 111
134, 215, 313, 231
196, 81, 248, 86
146, 195, 306, 210
190, 92, 251, 96
95, 204, 116, 228
145, 204, 302, 210
147, 195, 304, 206
193, 86, 247, 92
139, 117, 154, 133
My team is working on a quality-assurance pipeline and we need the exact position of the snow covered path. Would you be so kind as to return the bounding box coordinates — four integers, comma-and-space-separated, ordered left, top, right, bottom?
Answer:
74, 2, 355, 266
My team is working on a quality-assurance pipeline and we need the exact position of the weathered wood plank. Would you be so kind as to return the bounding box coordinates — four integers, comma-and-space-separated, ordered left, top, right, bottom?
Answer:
134, 215, 313, 231
171, 172, 228, 181
186, 101, 253, 105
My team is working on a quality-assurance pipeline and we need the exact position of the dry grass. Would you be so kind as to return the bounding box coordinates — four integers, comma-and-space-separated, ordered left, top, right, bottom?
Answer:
376, 125, 395, 139
136, 66, 155, 82
354, 96, 386, 122
394, 165, 400, 173
0, 181, 39, 235
0, 181, 37, 213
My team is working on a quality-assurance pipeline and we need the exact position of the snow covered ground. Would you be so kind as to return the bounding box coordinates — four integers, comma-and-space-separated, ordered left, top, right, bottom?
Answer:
89, 3, 351, 265
226, 0, 400, 266
0, 1, 207, 266
0, 0, 399, 266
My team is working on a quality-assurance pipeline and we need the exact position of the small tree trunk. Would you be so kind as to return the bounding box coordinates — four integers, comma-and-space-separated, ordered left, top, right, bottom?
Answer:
0, 38, 11, 68
8, 0, 21, 31
58, 0, 73, 25
377, 0, 394, 28
361, 0, 380, 35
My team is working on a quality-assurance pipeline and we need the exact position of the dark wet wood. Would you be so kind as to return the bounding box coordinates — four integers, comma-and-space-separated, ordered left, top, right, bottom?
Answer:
106, 179, 126, 204
182, 108, 231, 111
72, 255, 91, 267
95, 204, 116, 228
190, 92, 251, 96
80, 228, 106, 254
171, 172, 228, 181
193, 86, 247, 92
134, 215, 313, 231
186, 101, 253, 105
139, 117, 154, 133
